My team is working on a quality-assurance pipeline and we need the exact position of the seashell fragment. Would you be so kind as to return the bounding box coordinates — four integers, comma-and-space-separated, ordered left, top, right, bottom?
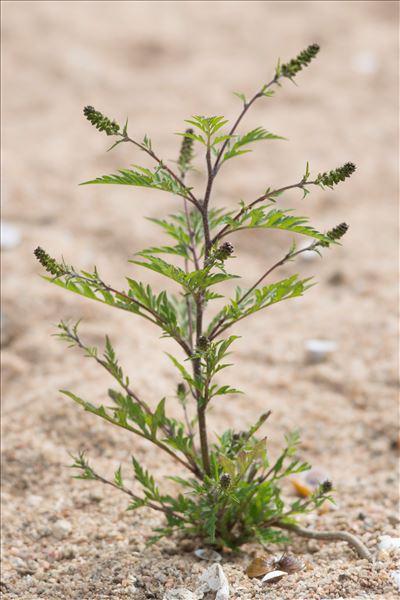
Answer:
196, 563, 229, 600
194, 548, 222, 562
274, 553, 304, 573
246, 556, 271, 577
261, 570, 287, 584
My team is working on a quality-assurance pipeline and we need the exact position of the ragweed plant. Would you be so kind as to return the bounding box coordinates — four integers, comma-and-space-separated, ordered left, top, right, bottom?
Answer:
34, 45, 371, 559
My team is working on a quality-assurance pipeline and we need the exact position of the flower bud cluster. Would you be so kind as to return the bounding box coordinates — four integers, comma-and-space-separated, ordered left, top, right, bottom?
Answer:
83, 106, 120, 136
316, 162, 356, 188
197, 336, 210, 352
219, 473, 231, 489
34, 247, 66, 277
281, 44, 320, 79
178, 129, 194, 175
214, 242, 234, 262
326, 222, 349, 241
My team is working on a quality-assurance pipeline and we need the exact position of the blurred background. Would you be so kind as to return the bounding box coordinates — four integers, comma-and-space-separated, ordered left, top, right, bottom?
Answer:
1, 0, 399, 594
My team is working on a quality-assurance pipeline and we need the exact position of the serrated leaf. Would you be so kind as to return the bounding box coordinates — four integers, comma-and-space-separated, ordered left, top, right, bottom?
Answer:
223, 127, 286, 163
80, 165, 190, 199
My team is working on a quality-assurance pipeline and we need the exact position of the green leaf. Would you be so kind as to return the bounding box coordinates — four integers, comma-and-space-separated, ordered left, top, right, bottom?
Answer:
185, 115, 228, 138
233, 91, 246, 104
80, 164, 191, 199
221, 205, 331, 243
151, 398, 166, 439
166, 354, 199, 391
206, 275, 313, 335
114, 465, 123, 487
223, 127, 286, 163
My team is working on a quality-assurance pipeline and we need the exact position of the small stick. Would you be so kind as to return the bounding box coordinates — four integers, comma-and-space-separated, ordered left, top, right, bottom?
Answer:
276, 521, 373, 562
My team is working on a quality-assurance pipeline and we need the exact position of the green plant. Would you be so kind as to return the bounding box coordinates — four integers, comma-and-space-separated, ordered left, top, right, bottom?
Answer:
34, 45, 371, 559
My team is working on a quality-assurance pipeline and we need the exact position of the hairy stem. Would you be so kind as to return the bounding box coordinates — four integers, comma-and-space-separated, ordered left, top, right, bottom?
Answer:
84, 464, 186, 520
213, 76, 278, 174
193, 295, 211, 476
209, 242, 317, 340
66, 270, 192, 357
123, 135, 202, 211
275, 522, 373, 562
211, 179, 318, 246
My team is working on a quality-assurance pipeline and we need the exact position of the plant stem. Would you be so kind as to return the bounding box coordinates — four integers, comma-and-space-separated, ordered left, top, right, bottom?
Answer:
123, 135, 202, 211
94, 404, 199, 476
209, 242, 317, 340
66, 270, 192, 357
213, 76, 278, 174
193, 295, 211, 476
86, 465, 186, 520
211, 179, 317, 247
275, 522, 373, 562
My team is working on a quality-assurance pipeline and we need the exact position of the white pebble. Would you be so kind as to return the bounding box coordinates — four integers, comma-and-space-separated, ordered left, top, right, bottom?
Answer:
351, 51, 379, 76
391, 571, 400, 591
1, 221, 21, 250
305, 339, 337, 363
378, 536, 400, 551
52, 519, 72, 540
27, 495, 43, 508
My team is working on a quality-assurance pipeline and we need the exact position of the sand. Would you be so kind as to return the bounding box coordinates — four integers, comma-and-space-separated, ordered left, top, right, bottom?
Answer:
1, 1, 399, 598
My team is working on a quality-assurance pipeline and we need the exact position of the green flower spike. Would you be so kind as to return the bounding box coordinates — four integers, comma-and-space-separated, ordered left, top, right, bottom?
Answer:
34, 247, 66, 277
178, 128, 195, 176
83, 106, 120, 136
281, 43, 320, 79
317, 162, 356, 188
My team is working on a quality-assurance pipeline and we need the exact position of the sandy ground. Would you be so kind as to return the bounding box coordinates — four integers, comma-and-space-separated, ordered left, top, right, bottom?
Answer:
1, 1, 399, 598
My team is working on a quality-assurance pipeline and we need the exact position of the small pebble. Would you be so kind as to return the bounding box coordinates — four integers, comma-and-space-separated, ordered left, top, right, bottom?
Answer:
378, 536, 400, 551
26, 495, 43, 508
52, 519, 72, 540
390, 571, 400, 591
351, 50, 379, 75
194, 548, 222, 562
304, 339, 337, 364
1, 221, 21, 250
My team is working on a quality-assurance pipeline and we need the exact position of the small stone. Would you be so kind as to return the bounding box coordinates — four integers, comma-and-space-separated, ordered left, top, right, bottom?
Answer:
388, 513, 400, 526
378, 536, 400, 551
391, 571, 400, 591
26, 495, 43, 508
351, 50, 379, 76
1, 221, 21, 250
307, 540, 320, 554
52, 519, 72, 540
305, 339, 337, 364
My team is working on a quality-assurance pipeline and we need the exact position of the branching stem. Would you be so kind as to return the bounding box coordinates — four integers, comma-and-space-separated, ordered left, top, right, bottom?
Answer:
123, 135, 202, 211
84, 464, 187, 520
211, 179, 318, 247
209, 242, 317, 340
213, 76, 278, 174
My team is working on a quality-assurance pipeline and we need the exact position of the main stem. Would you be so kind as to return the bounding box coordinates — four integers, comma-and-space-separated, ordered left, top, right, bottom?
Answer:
191, 75, 281, 477
194, 295, 211, 476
